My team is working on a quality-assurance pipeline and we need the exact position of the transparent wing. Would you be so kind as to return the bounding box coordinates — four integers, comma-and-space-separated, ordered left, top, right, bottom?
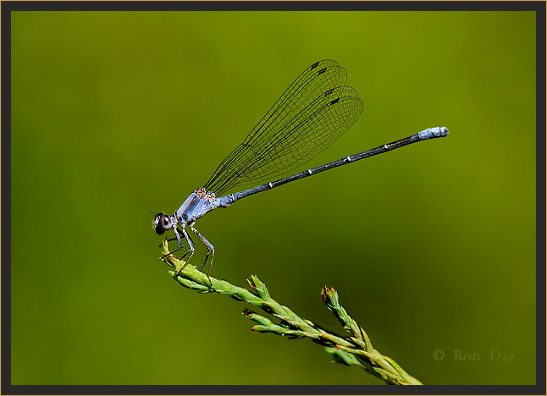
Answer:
204, 60, 363, 196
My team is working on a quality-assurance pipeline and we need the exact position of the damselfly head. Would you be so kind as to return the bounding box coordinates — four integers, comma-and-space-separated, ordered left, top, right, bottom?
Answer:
154, 213, 172, 235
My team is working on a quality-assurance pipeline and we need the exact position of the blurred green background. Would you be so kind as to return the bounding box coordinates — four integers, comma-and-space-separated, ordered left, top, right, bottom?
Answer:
10, 11, 536, 385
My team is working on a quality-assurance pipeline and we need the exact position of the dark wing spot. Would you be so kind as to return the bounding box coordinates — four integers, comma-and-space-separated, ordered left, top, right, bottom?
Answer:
330, 98, 340, 105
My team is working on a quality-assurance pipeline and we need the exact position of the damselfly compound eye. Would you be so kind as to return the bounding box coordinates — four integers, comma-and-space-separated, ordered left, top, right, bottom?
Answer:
154, 213, 172, 235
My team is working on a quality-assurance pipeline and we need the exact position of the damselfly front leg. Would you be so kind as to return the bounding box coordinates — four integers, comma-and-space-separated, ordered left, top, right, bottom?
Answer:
160, 226, 196, 276
189, 225, 215, 281
178, 230, 195, 261
160, 227, 185, 248
160, 226, 185, 259
171, 226, 197, 277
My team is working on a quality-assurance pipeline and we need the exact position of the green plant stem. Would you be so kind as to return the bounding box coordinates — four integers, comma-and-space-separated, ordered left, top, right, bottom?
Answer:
160, 241, 422, 385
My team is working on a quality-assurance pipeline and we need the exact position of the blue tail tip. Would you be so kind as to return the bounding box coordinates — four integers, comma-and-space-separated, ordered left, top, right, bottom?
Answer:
418, 127, 449, 140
